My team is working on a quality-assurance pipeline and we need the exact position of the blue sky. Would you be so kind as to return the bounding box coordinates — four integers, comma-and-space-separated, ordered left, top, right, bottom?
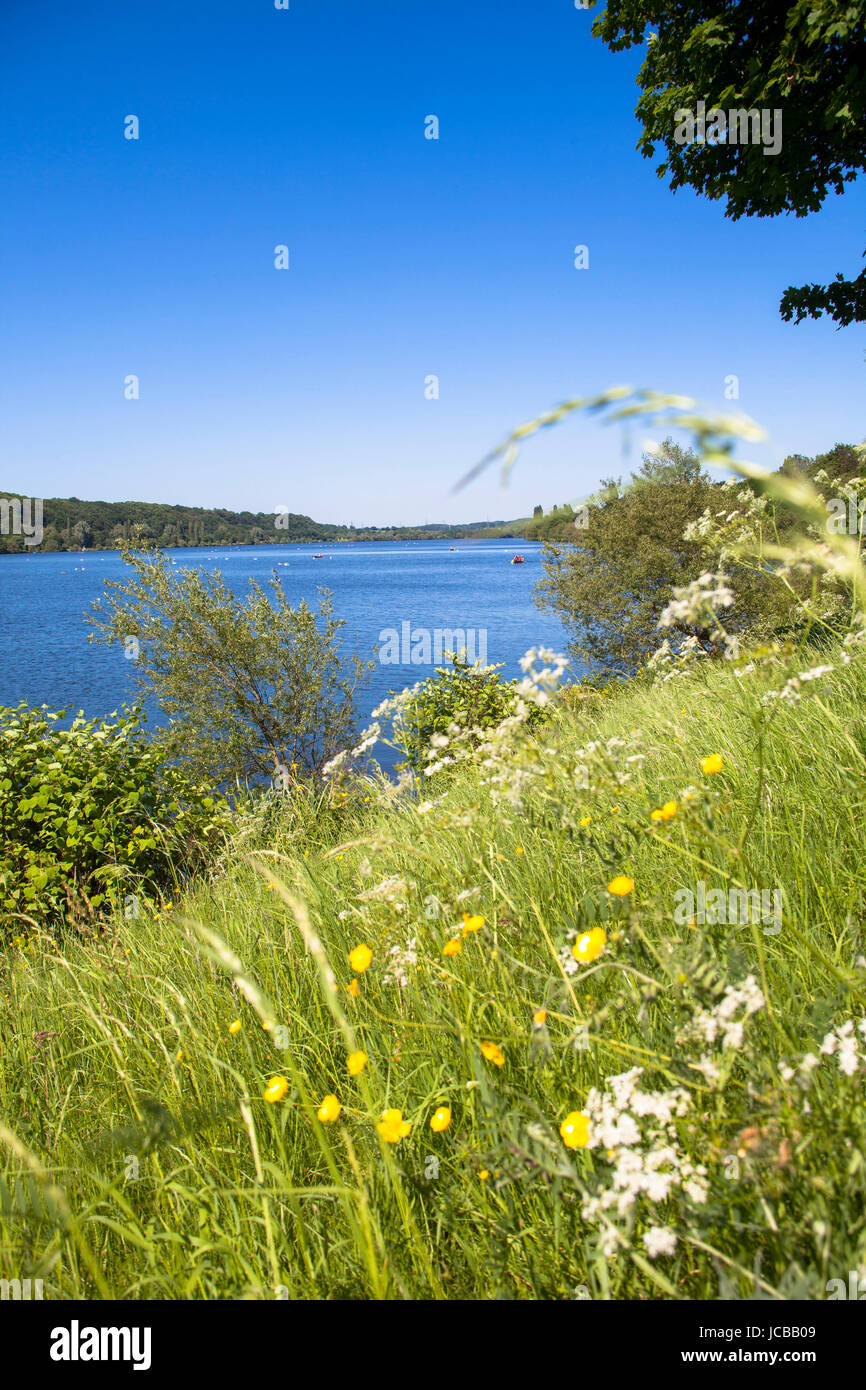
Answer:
1, 0, 863, 526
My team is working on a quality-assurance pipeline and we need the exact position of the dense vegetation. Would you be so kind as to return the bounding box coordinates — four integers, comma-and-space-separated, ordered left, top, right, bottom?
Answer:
0, 706, 232, 930
2, 398, 866, 1300
2, 638, 865, 1299
593, 0, 866, 327
535, 438, 866, 679
0, 492, 514, 554
89, 547, 373, 786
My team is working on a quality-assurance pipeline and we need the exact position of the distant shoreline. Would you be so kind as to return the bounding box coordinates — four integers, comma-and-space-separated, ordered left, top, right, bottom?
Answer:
0, 531, 534, 556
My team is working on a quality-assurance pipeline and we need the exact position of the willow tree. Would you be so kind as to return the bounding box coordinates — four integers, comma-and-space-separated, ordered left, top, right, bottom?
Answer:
89, 546, 373, 788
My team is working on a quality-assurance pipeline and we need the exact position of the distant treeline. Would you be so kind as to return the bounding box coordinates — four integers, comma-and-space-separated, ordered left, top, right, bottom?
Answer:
2, 443, 861, 553
498, 442, 866, 543
0, 492, 520, 553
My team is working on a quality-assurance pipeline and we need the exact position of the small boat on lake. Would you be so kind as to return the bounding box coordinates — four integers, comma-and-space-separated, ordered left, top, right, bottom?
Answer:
313, 552, 325, 558
510, 554, 525, 564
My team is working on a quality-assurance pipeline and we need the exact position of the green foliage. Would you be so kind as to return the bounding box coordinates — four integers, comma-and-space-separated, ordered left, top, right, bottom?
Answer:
536, 439, 785, 678
391, 659, 548, 773
89, 545, 374, 786
0, 491, 515, 554
3, 641, 866, 1299
520, 502, 580, 541
592, 0, 866, 325
3, 386, 865, 1301
0, 704, 232, 931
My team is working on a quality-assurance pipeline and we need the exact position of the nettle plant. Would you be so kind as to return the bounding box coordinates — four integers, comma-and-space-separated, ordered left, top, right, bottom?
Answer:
0, 704, 232, 932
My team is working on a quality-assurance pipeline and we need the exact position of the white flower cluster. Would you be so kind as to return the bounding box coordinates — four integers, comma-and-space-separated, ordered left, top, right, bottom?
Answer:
777, 1052, 820, 1085
580, 1066, 706, 1258
820, 1019, 866, 1077
683, 976, 765, 1055
382, 936, 418, 988
683, 489, 769, 557
762, 664, 835, 707
516, 647, 569, 708
357, 876, 409, 910
657, 572, 735, 632
559, 937, 580, 977
841, 621, 866, 666
643, 1226, 678, 1259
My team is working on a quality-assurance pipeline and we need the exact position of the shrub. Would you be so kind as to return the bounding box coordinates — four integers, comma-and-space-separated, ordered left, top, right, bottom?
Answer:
88, 544, 374, 787
389, 658, 549, 774
0, 704, 233, 932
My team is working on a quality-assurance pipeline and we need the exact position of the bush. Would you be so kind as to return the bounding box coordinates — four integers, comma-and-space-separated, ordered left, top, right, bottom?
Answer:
391, 657, 548, 773
89, 544, 373, 787
0, 704, 233, 932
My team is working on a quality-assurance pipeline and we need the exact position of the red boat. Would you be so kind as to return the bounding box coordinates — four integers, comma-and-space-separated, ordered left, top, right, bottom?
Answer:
510, 554, 525, 564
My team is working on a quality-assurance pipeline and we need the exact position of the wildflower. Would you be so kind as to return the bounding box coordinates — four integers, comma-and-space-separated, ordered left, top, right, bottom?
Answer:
481, 1041, 505, 1067
176, 1050, 183, 1063
533, 1009, 548, 1025
383, 936, 418, 988
377, 1108, 411, 1143
515, 847, 524, 856
580, 816, 591, 828
700, 754, 724, 775
317, 1094, 341, 1123
607, 875, 633, 897
560, 1111, 590, 1149
349, 943, 373, 973
347, 1050, 367, 1076
479, 1169, 490, 1181
346, 977, 360, 997
228, 1019, 241, 1034
573, 927, 606, 964
650, 801, 677, 822
643, 1226, 677, 1259
443, 937, 462, 957
461, 913, 485, 936
430, 1106, 452, 1132
264, 1075, 289, 1104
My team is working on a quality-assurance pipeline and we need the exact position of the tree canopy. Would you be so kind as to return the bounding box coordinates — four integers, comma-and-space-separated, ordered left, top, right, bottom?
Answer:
592, 0, 866, 326
89, 547, 373, 787
535, 439, 791, 679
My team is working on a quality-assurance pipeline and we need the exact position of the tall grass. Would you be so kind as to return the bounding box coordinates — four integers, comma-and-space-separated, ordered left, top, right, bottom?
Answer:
2, 642, 866, 1300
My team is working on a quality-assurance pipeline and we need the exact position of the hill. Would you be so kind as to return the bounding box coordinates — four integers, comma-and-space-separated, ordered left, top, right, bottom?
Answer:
0, 491, 521, 553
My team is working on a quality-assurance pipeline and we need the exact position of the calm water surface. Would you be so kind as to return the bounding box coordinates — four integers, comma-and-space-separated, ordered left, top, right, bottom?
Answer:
0, 541, 572, 764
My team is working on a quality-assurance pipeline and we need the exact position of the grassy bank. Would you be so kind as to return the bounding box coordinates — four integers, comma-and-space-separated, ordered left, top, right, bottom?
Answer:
2, 643, 866, 1300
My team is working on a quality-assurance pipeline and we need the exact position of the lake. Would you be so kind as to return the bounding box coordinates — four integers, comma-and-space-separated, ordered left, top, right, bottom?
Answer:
0, 540, 571, 767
